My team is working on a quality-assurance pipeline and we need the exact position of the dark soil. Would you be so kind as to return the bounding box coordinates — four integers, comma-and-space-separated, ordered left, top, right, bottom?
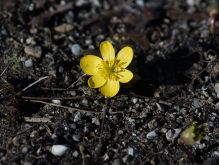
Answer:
1, 0, 219, 165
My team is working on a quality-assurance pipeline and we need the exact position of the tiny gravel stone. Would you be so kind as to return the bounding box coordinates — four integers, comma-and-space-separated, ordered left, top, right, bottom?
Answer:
52, 100, 61, 105
74, 113, 81, 122
49, 70, 56, 77
148, 119, 157, 130
58, 66, 64, 73
146, 131, 158, 139
24, 59, 33, 67
131, 98, 138, 104
193, 99, 201, 108
92, 117, 100, 125
20, 57, 26, 62
81, 99, 88, 106
65, 11, 75, 24
26, 37, 34, 44
71, 44, 83, 56
70, 123, 76, 129
72, 150, 79, 157
54, 23, 74, 33
23, 162, 32, 165
127, 147, 134, 156
22, 147, 28, 154
51, 145, 68, 156
122, 155, 132, 164
166, 128, 181, 142
24, 45, 42, 58
112, 158, 122, 165
72, 134, 82, 142
215, 83, 219, 94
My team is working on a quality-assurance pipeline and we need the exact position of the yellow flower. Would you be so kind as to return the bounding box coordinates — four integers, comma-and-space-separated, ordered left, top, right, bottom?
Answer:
80, 40, 134, 98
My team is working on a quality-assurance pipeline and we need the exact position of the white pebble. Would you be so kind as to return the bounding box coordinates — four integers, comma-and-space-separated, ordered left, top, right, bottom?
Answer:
92, 117, 100, 125
146, 131, 158, 139
72, 150, 79, 157
74, 113, 81, 122
51, 145, 68, 156
71, 44, 83, 56
52, 100, 62, 105
24, 59, 33, 67
166, 128, 181, 142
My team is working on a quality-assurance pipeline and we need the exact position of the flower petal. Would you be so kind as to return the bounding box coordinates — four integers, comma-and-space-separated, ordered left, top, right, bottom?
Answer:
80, 55, 102, 75
100, 41, 115, 62
116, 46, 133, 68
100, 80, 119, 98
88, 75, 106, 88
119, 69, 133, 83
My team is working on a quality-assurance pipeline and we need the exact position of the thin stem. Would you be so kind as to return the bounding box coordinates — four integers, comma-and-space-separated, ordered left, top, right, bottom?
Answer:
99, 97, 109, 143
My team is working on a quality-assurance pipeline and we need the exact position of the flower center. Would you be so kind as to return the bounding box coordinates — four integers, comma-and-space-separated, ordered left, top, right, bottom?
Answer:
97, 60, 126, 81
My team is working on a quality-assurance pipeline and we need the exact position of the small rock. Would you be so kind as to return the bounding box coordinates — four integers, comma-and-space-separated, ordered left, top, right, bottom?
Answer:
23, 162, 32, 165
72, 134, 82, 142
24, 45, 42, 58
166, 128, 181, 142
51, 145, 68, 156
22, 147, 28, 154
148, 119, 157, 130
70, 123, 76, 129
30, 130, 39, 138
52, 100, 62, 105
24, 59, 33, 67
71, 44, 83, 56
146, 131, 158, 139
74, 113, 81, 122
92, 117, 100, 125
127, 147, 134, 156
112, 158, 122, 165
193, 99, 201, 108
72, 150, 79, 157
131, 98, 138, 104
122, 155, 132, 164
59, 66, 64, 73
54, 23, 74, 33
65, 11, 75, 24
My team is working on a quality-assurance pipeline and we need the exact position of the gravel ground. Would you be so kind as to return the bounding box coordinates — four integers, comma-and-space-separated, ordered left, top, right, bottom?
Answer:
1, 0, 219, 165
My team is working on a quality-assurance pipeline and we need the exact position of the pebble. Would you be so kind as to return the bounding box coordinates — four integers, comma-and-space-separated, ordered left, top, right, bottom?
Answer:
146, 131, 158, 139
70, 123, 76, 129
74, 113, 81, 122
122, 155, 132, 164
51, 145, 68, 156
81, 99, 88, 106
166, 128, 181, 142
24, 45, 42, 58
193, 99, 201, 108
26, 37, 35, 44
65, 11, 75, 24
148, 119, 158, 130
75, 0, 89, 7
131, 98, 138, 104
112, 158, 122, 165
52, 100, 62, 105
215, 83, 219, 97
72, 150, 79, 157
24, 59, 33, 67
22, 147, 28, 154
59, 66, 64, 73
71, 44, 83, 56
72, 134, 82, 142
54, 23, 74, 33
127, 147, 134, 156
23, 162, 32, 165
92, 117, 100, 125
